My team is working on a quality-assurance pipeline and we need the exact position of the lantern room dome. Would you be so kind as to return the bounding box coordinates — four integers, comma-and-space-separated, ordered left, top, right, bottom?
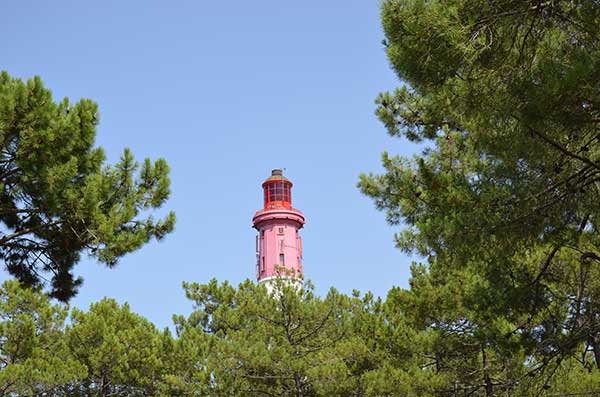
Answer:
262, 168, 292, 185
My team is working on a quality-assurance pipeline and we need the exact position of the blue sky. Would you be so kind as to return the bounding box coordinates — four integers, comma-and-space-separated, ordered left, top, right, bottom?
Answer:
2, 1, 419, 330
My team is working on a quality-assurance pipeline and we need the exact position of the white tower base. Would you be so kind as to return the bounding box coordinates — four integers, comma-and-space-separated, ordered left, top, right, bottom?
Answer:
259, 276, 303, 295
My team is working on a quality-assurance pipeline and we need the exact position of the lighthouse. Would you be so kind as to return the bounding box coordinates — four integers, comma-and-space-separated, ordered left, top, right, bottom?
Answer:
253, 169, 305, 290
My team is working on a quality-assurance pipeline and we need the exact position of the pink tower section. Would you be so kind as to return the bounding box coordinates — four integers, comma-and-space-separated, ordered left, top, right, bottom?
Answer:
253, 169, 305, 286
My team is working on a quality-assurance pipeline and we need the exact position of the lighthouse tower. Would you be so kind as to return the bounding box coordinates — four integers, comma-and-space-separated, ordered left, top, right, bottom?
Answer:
253, 169, 305, 290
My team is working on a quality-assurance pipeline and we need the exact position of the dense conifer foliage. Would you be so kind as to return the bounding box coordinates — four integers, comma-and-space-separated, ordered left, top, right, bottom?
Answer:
2, 279, 599, 396
0, 280, 84, 395
0, 281, 170, 397
0, 280, 442, 397
169, 278, 435, 396
359, 0, 600, 394
0, 72, 175, 300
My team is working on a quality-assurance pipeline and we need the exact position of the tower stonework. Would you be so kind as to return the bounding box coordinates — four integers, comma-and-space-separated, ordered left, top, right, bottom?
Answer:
252, 169, 305, 290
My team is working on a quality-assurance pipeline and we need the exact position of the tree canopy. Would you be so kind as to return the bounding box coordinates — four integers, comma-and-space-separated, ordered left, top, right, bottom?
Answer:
0, 71, 175, 301
3, 276, 598, 396
359, 0, 600, 394
0, 279, 441, 397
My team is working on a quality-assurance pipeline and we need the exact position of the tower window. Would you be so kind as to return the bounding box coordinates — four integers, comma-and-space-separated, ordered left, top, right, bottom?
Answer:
279, 254, 285, 267
261, 256, 265, 272
278, 227, 284, 234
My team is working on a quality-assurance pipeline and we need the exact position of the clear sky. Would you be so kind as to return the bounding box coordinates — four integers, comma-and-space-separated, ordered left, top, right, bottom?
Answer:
2, 1, 419, 330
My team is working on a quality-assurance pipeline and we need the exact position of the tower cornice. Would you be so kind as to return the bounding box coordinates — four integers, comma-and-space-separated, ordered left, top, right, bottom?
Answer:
252, 208, 305, 229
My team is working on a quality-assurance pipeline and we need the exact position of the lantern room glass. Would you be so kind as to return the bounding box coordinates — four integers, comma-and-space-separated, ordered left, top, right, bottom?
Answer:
264, 181, 291, 206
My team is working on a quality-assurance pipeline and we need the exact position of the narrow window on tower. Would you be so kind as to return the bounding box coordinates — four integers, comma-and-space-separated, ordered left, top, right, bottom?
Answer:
261, 256, 265, 272
279, 254, 285, 267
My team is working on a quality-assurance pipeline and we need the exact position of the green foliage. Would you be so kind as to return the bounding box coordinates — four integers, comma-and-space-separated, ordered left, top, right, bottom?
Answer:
0, 280, 84, 396
2, 278, 599, 396
63, 299, 167, 396
360, 0, 600, 394
0, 281, 176, 396
172, 279, 345, 395
172, 278, 431, 396
0, 71, 175, 301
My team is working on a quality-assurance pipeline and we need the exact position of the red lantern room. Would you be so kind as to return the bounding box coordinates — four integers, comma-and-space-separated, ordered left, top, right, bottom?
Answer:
262, 169, 292, 210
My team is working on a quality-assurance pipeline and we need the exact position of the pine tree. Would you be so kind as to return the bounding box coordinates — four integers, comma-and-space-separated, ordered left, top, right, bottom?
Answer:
360, 0, 600, 393
0, 280, 84, 396
0, 71, 175, 301
64, 299, 167, 396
